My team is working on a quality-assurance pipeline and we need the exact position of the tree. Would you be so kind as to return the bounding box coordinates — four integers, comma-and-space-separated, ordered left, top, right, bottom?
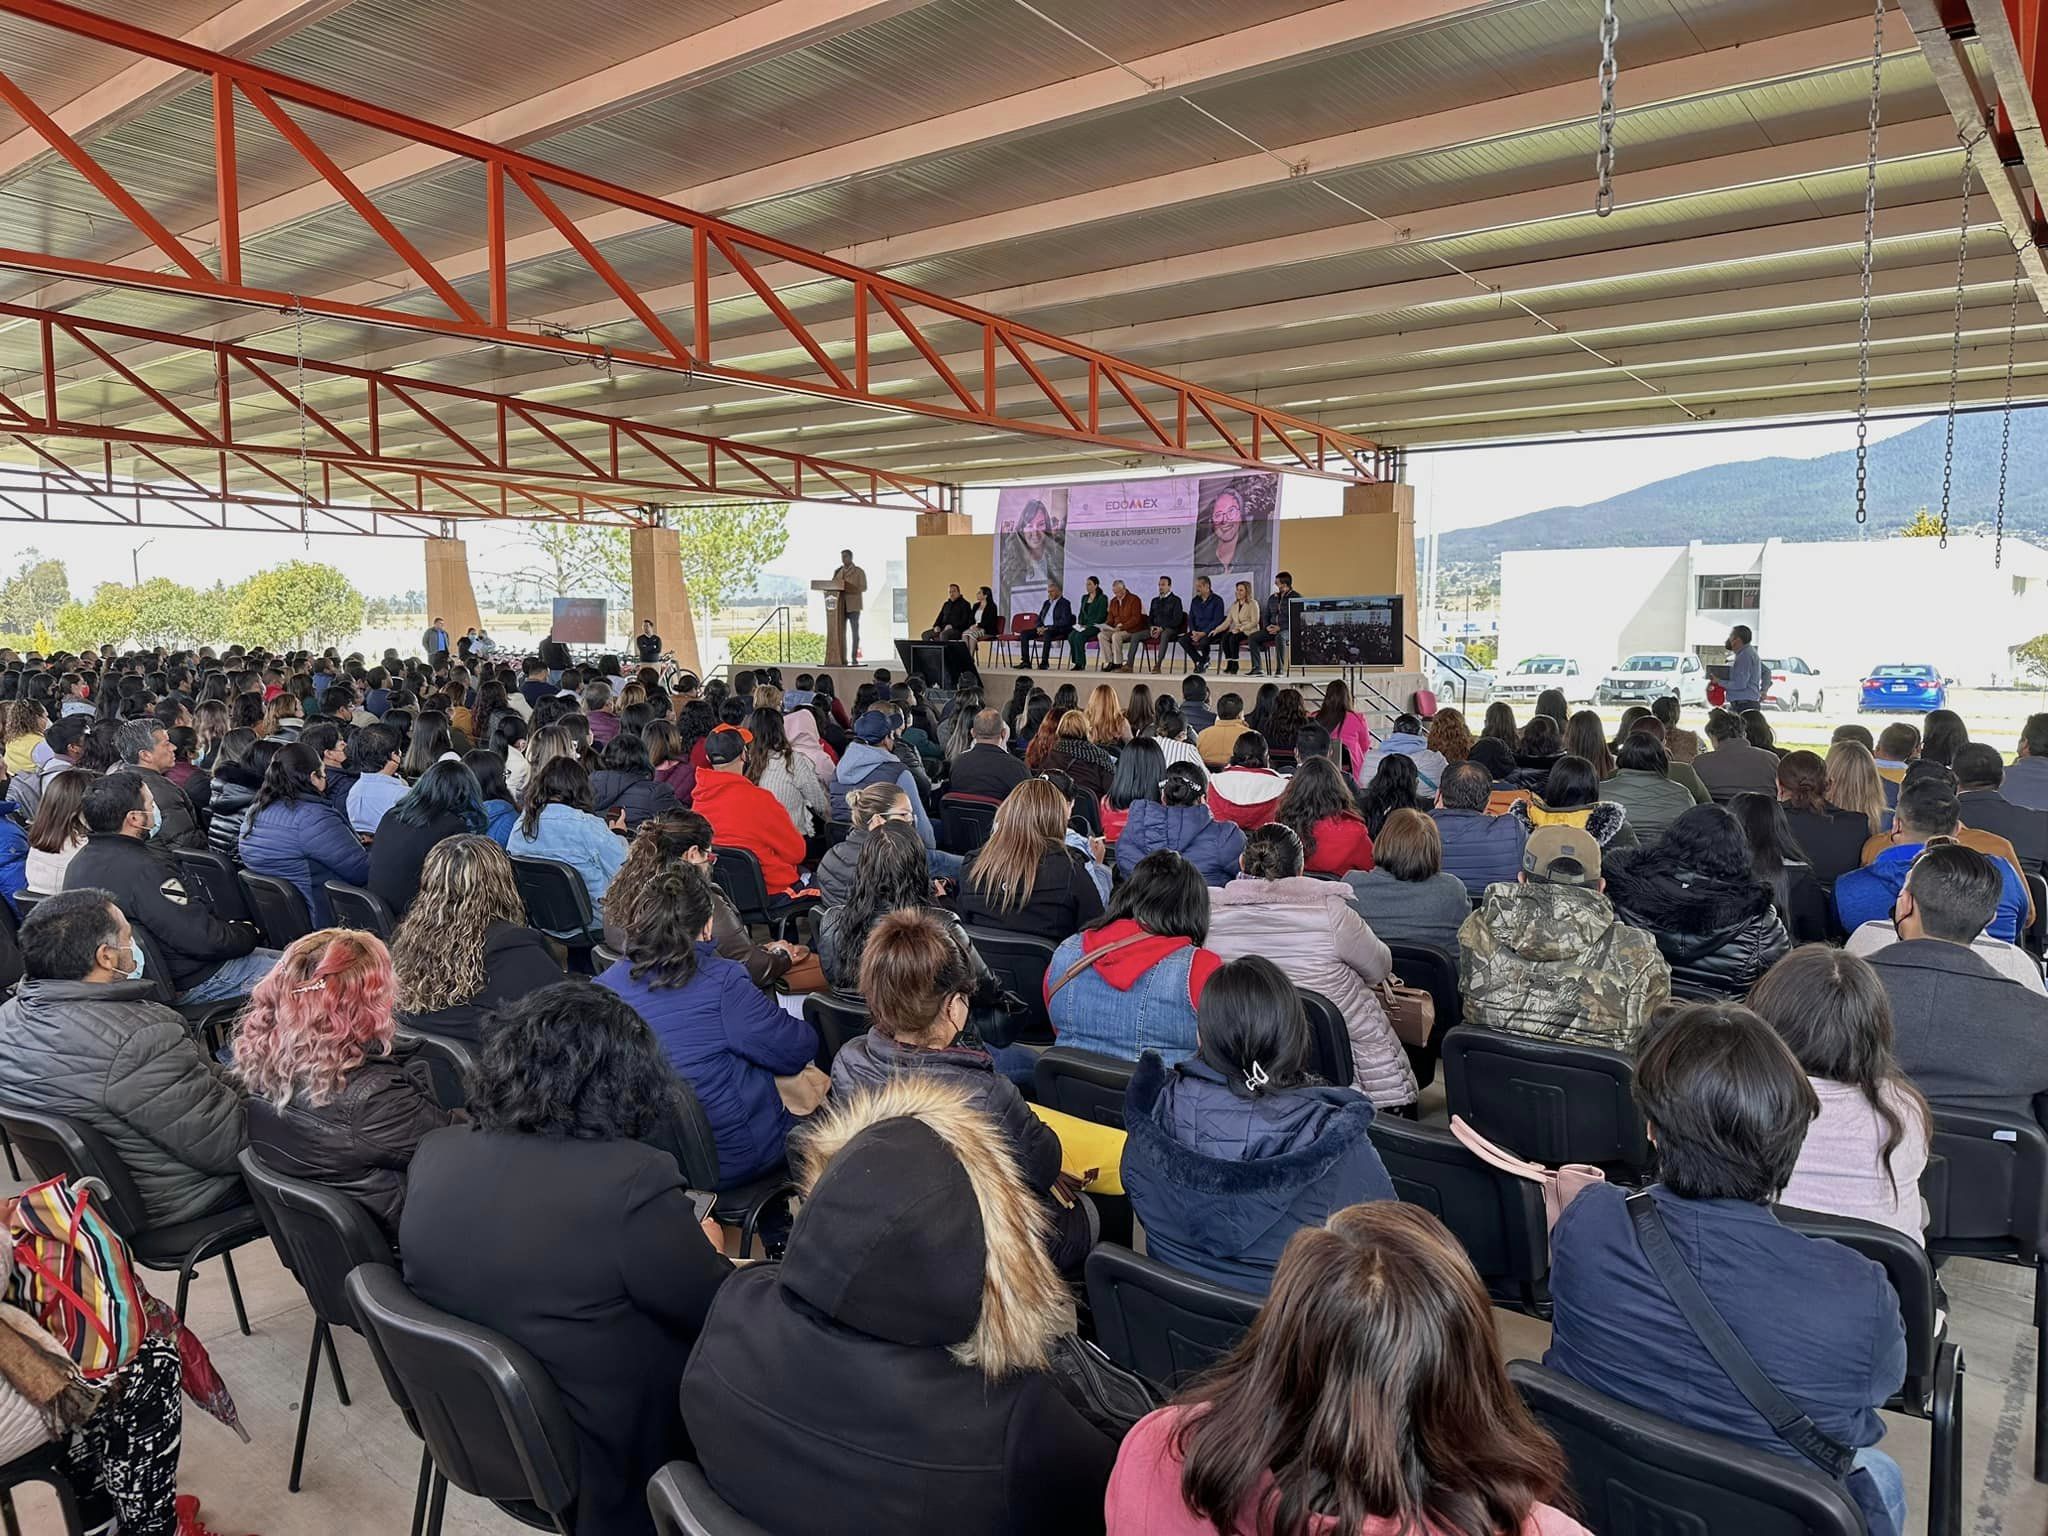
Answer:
1464, 636, 1498, 670
228, 562, 365, 648
127, 578, 210, 649
0, 550, 71, 634
668, 503, 790, 618
2015, 633, 2048, 683
51, 583, 139, 653
1899, 506, 1946, 537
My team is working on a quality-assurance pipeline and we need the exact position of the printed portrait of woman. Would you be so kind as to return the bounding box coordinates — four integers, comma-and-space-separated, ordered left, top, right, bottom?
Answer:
1193, 474, 1276, 597
998, 490, 1067, 614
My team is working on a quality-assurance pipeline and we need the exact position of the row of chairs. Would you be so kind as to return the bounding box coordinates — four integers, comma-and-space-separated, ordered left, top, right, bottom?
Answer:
979, 614, 1201, 675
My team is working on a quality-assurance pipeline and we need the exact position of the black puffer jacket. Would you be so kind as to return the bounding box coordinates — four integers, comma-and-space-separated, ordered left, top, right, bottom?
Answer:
245, 1050, 455, 1239
826, 1031, 1090, 1275
0, 978, 247, 1225
207, 763, 262, 860
589, 769, 678, 831
1604, 854, 1790, 1000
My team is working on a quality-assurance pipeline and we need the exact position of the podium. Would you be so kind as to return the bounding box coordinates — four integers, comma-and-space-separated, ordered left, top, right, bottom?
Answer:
812, 579, 846, 666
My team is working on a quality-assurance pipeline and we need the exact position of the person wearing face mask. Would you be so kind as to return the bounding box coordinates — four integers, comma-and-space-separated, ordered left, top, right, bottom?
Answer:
0, 888, 251, 1226
63, 773, 279, 1005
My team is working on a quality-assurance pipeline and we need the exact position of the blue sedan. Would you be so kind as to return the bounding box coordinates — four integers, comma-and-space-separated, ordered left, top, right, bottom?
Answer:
1858, 664, 1947, 713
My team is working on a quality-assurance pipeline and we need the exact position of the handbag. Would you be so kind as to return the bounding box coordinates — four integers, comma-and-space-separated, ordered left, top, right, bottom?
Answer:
8, 1178, 145, 1380
775, 1064, 831, 1117
1046, 931, 1159, 1000
1448, 1116, 1606, 1231
1046, 1333, 1161, 1439
1374, 975, 1436, 1049
1626, 1192, 1857, 1480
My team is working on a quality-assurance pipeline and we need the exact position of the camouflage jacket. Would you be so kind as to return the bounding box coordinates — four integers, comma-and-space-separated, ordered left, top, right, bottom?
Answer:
1455, 882, 1671, 1051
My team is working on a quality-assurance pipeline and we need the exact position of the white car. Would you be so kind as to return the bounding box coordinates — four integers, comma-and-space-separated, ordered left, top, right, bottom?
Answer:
1596, 651, 1708, 708
1493, 655, 1598, 706
1761, 655, 1830, 712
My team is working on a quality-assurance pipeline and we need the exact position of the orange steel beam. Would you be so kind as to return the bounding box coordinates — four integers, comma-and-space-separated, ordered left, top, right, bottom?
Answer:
0, 302, 955, 513
0, 0, 1382, 483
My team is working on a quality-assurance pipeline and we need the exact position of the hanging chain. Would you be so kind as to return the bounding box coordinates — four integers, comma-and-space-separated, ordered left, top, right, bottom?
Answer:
1594, 0, 1621, 216
1997, 245, 2023, 568
1853, 0, 1885, 525
1939, 138, 1978, 549
291, 296, 311, 535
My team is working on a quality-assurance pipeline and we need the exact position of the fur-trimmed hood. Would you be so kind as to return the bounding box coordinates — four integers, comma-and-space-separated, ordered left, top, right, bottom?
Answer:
788, 1074, 1071, 1377
1604, 851, 1774, 935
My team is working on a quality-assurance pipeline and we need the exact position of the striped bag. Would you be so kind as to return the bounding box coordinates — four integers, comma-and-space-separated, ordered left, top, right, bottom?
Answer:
7, 1177, 145, 1379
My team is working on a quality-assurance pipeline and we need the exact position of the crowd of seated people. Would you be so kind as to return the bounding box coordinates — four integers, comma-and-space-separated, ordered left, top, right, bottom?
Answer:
3, 636, 2046, 1536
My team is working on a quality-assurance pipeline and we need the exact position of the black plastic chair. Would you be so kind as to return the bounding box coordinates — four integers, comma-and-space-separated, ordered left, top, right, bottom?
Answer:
131, 925, 244, 1057
2026, 873, 2047, 962
668, 1075, 796, 1261
1510, 1361, 1866, 1536
1921, 1105, 2048, 1479
1386, 940, 1461, 1088
1295, 987, 1353, 1088
1440, 1025, 1653, 1182
801, 990, 868, 1070
1368, 1116, 1550, 1315
237, 1150, 395, 1494
1777, 1204, 1963, 1536
324, 880, 396, 940
710, 846, 815, 942
239, 870, 313, 949
963, 926, 1058, 1044
174, 847, 256, 926
509, 856, 600, 959
1033, 1046, 1135, 1129
346, 1264, 580, 1536
0, 1103, 262, 1333
394, 1028, 476, 1112
648, 1463, 773, 1536
1084, 1243, 1261, 1393
937, 793, 1001, 855
592, 943, 624, 971
0, 1443, 85, 1536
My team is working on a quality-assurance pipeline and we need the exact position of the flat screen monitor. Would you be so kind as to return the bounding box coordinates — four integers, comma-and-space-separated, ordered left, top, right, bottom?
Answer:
551, 598, 608, 646
1291, 594, 1404, 668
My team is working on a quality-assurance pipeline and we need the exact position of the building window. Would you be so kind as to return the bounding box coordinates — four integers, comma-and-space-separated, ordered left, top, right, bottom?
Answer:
1696, 575, 1760, 610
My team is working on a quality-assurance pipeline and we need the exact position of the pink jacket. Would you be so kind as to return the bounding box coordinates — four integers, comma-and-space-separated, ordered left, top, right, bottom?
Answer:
1107, 1407, 1592, 1536
1326, 708, 1371, 779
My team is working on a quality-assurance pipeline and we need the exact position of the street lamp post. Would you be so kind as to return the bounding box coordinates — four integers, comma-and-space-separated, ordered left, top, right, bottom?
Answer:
130, 538, 154, 588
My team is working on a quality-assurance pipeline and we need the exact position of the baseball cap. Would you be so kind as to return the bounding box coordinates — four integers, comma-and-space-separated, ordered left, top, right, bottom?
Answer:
1523, 825, 1601, 886
853, 710, 894, 743
704, 730, 745, 766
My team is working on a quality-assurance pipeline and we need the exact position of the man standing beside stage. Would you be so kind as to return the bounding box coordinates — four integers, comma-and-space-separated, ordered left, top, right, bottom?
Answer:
636, 619, 663, 664
1257, 571, 1297, 674
1724, 624, 1763, 711
833, 549, 868, 663
422, 615, 450, 662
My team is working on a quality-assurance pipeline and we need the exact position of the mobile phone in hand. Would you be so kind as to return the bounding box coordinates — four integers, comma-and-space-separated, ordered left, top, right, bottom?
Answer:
689, 1189, 717, 1224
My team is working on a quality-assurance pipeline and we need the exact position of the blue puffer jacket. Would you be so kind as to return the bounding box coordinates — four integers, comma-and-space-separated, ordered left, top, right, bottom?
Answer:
238, 795, 370, 927
1114, 799, 1245, 887
1431, 808, 1529, 898
1120, 1054, 1393, 1293
597, 943, 818, 1188
0, 803, 26, 915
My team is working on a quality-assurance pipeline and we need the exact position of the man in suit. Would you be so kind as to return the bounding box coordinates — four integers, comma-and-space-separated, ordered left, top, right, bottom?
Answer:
833, 549, 867, 663
1955, 741, 2048, 877
1147, 576, 1185, 674
948, 710, 1030, 800
1865, 842, 2048, 1136
1032, 580, 1075, 669
1692, 708, 1779, 801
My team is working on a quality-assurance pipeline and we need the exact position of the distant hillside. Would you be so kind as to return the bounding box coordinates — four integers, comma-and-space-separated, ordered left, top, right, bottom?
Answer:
1437, 412, 2048, 565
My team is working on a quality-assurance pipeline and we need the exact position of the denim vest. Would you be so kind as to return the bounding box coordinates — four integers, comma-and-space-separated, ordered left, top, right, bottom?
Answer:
1047, 934, 1200, 1064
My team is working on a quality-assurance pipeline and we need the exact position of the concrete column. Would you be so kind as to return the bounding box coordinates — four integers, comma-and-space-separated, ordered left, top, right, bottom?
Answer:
1342, 481, 1420, 671
915, 511, 972, 536
423, 537, 482, 638
629, 526, 702, 675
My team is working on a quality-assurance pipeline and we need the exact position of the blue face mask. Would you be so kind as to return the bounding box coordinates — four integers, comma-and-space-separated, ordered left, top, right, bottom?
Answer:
120, 941, 144, 981
147, 802, 162, 837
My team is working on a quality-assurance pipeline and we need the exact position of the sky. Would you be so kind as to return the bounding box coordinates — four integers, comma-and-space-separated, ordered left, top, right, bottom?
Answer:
0, 412, 1932, 603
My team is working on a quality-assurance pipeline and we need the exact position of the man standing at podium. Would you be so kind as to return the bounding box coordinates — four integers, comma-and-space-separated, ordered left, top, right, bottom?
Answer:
833, 549, 868, 663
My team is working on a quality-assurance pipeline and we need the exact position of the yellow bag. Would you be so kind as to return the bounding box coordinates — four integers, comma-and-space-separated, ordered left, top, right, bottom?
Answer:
1028, 1104, 1126, 1196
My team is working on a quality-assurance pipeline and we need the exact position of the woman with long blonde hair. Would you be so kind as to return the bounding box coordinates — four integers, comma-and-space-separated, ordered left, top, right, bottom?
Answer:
261, 692, 303, 740
955, 777, 1105, 940
193, 697, 230, 768
1084, 683, 1129, 752
524, 723, 581, 799
390, 835, 562, 1039
1, 699, 47, 779
236, 929, 453, 1237
1826, 739, 1891, 837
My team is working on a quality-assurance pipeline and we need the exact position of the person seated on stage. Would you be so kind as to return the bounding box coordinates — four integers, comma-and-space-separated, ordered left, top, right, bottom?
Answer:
965, 585, 1003, 649
1179, 576, 1228, 673
1070, 575, 1108, 669
1223, 579, 1261, 675
1146, 576, 1186, 674
923, 583, 975, 642
1101, 579, 1147, 673
1031, 580, 1076, 670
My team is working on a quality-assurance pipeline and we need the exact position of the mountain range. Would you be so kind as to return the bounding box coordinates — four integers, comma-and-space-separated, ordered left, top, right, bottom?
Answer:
1435, 411, 2048, 566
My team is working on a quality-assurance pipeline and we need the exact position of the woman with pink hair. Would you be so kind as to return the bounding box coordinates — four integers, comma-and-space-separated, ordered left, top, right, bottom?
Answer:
235, 928, 454, 1239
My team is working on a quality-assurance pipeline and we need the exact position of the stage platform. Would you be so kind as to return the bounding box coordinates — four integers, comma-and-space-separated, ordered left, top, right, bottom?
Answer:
802, 661, 1434, 721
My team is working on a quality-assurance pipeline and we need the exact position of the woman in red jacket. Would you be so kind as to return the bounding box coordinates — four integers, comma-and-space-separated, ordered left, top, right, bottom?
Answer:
1274, 754, 1374, 875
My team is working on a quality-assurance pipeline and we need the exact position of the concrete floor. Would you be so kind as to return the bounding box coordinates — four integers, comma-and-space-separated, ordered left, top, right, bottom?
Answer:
4, 1175, 2046, 1534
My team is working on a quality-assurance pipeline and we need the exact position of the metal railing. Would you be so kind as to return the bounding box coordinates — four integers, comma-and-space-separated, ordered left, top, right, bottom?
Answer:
1406, 633, 1473, 713
729, 605, 794, 666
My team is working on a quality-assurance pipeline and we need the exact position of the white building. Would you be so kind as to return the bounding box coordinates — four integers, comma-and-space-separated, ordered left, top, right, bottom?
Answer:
1498, 535, 2048, 692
